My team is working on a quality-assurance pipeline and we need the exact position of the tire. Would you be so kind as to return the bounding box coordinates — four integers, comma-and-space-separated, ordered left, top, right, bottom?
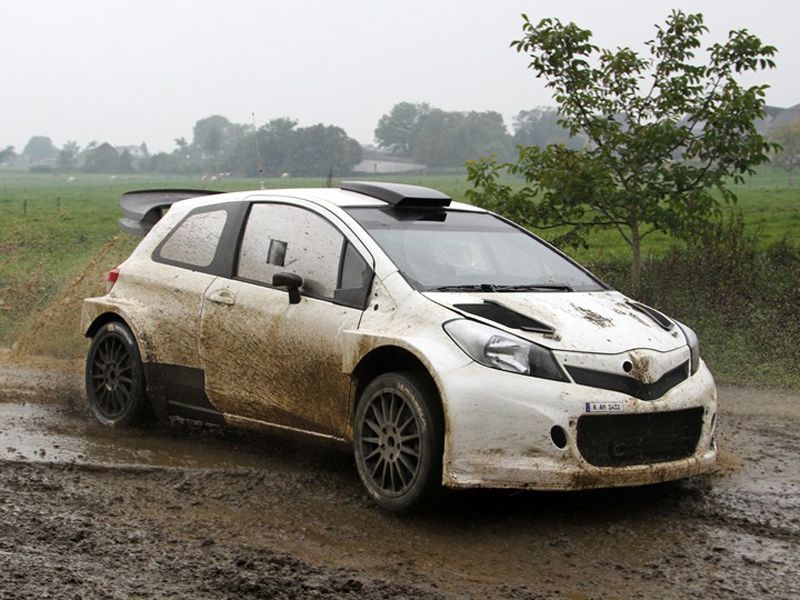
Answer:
353, 371, 443, 512
85, 321, 151, 427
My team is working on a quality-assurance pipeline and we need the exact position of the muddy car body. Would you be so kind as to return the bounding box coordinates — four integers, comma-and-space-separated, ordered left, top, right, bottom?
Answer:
82, 182, 717, 510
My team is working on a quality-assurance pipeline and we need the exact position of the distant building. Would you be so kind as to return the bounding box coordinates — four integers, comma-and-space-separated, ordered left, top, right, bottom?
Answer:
352, 158, 427, 174
353, 149, 426, 174
114, 144, 148, 158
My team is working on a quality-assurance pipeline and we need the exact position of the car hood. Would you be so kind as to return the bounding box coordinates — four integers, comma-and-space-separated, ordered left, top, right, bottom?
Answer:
423, 290, 686, 354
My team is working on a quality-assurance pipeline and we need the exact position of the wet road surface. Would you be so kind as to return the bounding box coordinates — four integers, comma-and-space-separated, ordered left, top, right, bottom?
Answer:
0, 362, 798, 599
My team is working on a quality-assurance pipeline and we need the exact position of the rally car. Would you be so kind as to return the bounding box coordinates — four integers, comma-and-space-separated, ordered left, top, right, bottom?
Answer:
82, 181, 717, 511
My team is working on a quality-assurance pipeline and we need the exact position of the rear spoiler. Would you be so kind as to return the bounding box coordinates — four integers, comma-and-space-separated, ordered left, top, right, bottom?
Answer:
119, 189, 223, 236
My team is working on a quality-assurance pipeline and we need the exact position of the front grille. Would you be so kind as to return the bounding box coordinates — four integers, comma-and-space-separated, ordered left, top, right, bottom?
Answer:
577, 407, 704, 467
566, 361, 689, 401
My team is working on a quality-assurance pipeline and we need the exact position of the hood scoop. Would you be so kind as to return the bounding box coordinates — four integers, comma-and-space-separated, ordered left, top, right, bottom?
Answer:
454, 300, 556, 335
627, 301, 674, 331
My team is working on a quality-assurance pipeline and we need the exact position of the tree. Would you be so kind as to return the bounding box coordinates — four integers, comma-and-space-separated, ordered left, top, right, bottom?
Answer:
192, 115, 249, 166
0, 145, 15, 165
770, 119, 800, 184
226, 118, 361, 177
286, 124, 362, 176
374, 102, 430, 157
22, 136, 58, 164
226, 117, 298, 177
58, 140, 80, 170
118, 149, 135, 173
83, 142, 121, 173
466, 11, 777, 295
376, 102, 514, 167
512, 108, 584, 149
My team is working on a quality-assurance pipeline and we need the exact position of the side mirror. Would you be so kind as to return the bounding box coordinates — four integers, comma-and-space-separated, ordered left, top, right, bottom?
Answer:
272, 272, 303, 304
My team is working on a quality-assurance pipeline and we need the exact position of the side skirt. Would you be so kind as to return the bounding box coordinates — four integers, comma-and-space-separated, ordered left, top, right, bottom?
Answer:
143, 363, 226, 425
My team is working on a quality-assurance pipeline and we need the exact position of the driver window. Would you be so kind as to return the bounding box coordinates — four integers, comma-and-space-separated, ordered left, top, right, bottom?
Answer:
238, 204, 371, 305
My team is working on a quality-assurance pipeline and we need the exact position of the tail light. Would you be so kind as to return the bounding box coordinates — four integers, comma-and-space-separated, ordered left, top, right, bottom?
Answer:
106, 268, 120, 293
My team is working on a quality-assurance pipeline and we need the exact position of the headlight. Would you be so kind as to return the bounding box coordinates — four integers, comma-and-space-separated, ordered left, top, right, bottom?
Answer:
443, 319, 566, 381
677, 321, 701, 375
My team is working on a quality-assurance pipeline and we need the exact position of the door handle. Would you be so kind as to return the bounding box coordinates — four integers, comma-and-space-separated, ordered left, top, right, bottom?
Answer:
208, 289, 236, 306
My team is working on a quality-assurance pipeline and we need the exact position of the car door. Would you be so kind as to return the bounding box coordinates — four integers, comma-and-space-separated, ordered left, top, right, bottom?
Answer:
199, 200, 374, 439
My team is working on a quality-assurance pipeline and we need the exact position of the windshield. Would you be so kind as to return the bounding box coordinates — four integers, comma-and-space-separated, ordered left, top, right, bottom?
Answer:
346, 207, 605, 292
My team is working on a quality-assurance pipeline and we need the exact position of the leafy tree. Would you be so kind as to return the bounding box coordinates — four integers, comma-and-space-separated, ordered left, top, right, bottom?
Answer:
0, 145, 15, 165
466, 11, 777, 295
770, 119, 800, 184
226, 119, 361, 177
286, 124, 362, 176
22, 136, 58, 164
512, 108, 584, 149
174, 137, 188, 153
58, 140, 80, 170
226, 117, 297, 177
376, 102, 513, 167
118, 149, 135, 173
83, 142, 121, 173
192, 115, 248, 161
374, 102, 430, 157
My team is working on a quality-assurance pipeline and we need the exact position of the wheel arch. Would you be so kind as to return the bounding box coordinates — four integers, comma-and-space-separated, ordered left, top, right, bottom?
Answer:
85, 311, 129, 339
349, 345, 445, 435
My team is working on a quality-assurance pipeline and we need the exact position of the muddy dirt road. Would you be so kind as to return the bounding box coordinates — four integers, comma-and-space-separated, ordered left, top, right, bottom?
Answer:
0, 362, 798, 599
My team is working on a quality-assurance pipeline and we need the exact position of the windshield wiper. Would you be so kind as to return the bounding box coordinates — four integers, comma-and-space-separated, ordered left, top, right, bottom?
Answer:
492, 284, 574, 292
428, 283, 574, 292
429, 284, 498, 292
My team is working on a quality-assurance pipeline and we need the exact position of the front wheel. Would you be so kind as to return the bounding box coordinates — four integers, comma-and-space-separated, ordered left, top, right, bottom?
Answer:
353, 372, 443, 512
85, 321, 151, 427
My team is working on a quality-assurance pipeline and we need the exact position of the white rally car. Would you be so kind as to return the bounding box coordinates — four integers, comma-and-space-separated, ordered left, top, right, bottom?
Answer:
82, 182, 717, 511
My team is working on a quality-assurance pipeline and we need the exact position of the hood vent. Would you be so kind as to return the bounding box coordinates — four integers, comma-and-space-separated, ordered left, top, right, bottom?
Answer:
453, 300, 555, 335
627, 301, 674, 331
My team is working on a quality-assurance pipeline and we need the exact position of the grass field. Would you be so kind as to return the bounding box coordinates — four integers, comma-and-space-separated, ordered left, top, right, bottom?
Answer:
0, 168, 798, 384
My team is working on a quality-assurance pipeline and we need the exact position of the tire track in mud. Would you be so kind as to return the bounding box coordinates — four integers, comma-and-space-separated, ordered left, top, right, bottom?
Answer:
1, 363, 799, 598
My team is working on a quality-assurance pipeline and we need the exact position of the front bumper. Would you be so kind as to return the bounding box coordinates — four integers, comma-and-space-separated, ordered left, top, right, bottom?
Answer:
436, 360, 717, 490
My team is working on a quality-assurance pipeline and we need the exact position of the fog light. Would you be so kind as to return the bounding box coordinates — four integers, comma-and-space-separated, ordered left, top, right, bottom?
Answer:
550, 425, 568, 449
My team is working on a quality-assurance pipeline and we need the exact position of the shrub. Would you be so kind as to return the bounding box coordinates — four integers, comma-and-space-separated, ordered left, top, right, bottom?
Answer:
587, 218, 800, 386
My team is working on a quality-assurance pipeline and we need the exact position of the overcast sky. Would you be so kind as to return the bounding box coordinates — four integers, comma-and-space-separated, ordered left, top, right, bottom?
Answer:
1, 0, 798, 153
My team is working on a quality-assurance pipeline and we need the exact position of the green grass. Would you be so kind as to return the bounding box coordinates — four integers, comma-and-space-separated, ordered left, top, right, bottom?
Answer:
0, 168, 798, 385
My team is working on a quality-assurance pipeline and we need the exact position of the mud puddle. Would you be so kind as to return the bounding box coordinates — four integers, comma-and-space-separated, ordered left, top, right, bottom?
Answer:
0, 400, 308, 470
1, 361, 799, 598
0, 362, 347, 473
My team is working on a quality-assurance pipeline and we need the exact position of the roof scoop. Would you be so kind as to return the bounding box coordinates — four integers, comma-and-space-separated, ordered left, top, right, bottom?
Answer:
341, 181, 451, 208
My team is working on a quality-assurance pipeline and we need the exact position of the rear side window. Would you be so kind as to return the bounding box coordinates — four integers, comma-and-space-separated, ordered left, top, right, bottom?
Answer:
237, 203, 373, 308
157, 209, 227, 268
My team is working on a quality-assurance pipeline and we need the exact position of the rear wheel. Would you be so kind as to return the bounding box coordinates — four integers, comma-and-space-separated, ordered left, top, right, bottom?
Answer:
353, 372, 443, 512
85, 321, 151, 427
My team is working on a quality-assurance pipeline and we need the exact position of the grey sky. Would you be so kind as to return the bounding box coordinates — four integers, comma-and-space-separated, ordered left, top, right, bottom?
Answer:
1, 0, 798, 153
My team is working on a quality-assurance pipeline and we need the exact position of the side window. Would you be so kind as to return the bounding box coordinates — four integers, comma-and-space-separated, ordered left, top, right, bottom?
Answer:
238, 204, 343, 300
157, 209, 227, 268
335, 242, 374, 309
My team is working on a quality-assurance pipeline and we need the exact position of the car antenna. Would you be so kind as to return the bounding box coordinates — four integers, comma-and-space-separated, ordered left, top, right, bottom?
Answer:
252, 111, 264, 189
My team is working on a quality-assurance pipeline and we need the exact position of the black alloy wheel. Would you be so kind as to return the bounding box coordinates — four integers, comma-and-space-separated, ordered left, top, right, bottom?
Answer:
86, 321, 150, 427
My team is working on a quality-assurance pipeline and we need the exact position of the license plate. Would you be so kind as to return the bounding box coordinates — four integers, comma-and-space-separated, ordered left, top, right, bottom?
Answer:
585, 401, 624, 413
